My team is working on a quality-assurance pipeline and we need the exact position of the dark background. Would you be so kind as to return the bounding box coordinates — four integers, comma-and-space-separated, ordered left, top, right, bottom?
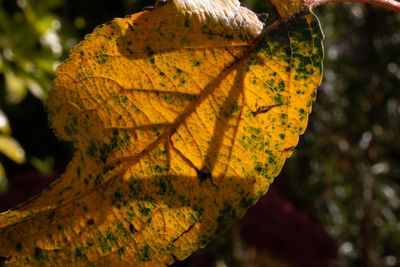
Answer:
0, 0, 399, 266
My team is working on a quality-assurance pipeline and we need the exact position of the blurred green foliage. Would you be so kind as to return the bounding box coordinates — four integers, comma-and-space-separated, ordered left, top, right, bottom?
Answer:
0, 0, 66, 188
281, 4, 400, 266
0, 0, 399, 266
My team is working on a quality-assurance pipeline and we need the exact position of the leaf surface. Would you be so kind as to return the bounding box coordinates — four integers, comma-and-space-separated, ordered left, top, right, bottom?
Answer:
270, 0, 306, 18
0, 0, 323, 266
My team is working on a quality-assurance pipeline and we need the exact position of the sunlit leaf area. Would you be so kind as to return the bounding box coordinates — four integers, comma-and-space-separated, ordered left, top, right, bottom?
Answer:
0, 0, 399, 266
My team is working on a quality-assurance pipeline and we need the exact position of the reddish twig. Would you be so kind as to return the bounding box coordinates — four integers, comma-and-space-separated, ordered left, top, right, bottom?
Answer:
253, 0, 400, 48
310, 0, 400, 12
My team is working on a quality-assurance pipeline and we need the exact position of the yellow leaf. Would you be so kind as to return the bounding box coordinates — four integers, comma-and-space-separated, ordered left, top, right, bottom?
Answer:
270, 0, 307, 18
0, 0, 323, 266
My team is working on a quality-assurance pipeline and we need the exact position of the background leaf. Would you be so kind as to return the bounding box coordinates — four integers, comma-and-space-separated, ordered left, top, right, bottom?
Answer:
0, 136, 25, 164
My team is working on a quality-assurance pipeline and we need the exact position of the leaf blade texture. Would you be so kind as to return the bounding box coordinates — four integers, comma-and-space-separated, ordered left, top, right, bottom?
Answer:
0, 0, 324, 266
270, 0, 307, 18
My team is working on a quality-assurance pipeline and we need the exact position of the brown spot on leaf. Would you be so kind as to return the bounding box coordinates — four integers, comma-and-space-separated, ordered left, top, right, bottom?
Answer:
253, 105, 280, 116
197, 167, 211, 182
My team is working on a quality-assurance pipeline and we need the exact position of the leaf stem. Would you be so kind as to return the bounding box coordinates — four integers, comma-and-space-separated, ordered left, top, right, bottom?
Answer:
309, 0, 400, 13
251, 18, 284, 47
